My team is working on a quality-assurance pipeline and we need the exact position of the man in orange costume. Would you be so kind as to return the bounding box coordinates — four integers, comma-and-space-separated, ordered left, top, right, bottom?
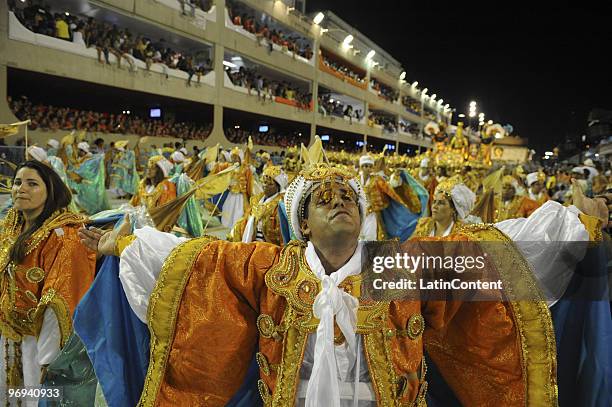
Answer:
84, 163, 560, 406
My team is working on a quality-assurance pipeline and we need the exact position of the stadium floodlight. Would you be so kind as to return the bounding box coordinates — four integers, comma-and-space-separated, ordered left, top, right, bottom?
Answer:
470, 101, 477, 107
545, 151, 553, 156
458, 113, 466, 118
342, 35, 354, 47
488, 120, 493, 125
411, 81, 418, 88
399, 71, 406, 80
365, 50, 376, 60
444, 104, 450, 108
421, 88, 428, 95
313, 12, 325, 25
430, 94, 437, 100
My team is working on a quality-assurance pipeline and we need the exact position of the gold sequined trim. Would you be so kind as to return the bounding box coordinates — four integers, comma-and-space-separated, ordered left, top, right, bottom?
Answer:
138, 235, 216, 407
256, 352, 271, 376
257, 379, 271, 405
24, 290, 38, 304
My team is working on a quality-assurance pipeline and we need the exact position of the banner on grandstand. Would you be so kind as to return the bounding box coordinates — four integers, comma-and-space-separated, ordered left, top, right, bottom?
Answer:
490, 145, 529, 163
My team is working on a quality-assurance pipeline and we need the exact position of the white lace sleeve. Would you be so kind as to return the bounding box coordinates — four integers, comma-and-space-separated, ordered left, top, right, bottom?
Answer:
119, 226, 188, 323
495, 201, 589, 306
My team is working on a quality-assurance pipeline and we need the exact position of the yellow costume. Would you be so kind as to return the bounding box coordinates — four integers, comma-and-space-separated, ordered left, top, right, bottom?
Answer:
130, 156, 177, 212
130, 179, 177, 212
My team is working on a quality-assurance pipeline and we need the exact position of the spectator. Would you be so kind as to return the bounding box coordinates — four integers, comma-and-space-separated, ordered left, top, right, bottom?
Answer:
9, 96, 212, 141
72, 22, 86, 46
54, 13, 70, 41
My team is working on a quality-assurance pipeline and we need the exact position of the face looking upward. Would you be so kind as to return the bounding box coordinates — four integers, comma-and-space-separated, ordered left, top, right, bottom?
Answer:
300, 180, 361, 244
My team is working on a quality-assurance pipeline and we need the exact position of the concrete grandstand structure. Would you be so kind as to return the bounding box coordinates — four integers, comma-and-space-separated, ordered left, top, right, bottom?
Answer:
0, 0, 452, 152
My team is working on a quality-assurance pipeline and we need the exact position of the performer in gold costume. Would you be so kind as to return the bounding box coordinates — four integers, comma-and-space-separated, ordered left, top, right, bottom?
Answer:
130, 156, 177, 213
230, 165, 288, 245
81, 163, 566, 407
359, 154, 423, 240
220, 147, 254, 229
474, 175, 541, 223
0, 160, 95, 393
526, 172, 550, 205
412, 179, 479, 238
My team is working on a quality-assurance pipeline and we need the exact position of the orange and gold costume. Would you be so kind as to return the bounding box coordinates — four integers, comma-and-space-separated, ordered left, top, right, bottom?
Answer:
0, 209, 96, 386
411, 217, 465, 238
130, 179, 177, 212
229, 192, 284, 245
229, 163, 254, 206
363, 174, 421, 240
132, 230, 557, 406
496, 195, 541, 222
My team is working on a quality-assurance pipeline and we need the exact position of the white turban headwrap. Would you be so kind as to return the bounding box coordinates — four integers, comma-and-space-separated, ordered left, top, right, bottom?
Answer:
77, 142, 90, 153
359, 155, 374, 167
46, 139, 60, 149
27, 146, 48, 163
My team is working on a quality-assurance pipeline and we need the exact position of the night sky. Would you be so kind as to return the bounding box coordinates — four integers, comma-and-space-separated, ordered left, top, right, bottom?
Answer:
306, 1, 612, 154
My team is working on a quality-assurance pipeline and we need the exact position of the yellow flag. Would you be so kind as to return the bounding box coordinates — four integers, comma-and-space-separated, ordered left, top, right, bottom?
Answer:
202, 144, 219, 164
301, 143, 310, 166
194, 164, 237, 199
0, 124, 18, 139
481, 166, 505, 193
308, 136, 323, 165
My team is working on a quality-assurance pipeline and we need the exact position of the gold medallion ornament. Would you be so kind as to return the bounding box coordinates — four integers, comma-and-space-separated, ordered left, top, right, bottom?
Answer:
25, 267, 45, 284
406, 314, 425, 339
256, 314, 277, 339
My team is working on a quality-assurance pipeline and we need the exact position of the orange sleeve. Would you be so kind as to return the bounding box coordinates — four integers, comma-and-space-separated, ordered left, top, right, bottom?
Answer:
416, 230, 556, 406
520, 197, 541, 217
146, 240, 281, 406
39, 225, 96, 344
158, 180, 177, 206
423, 300, 524, 406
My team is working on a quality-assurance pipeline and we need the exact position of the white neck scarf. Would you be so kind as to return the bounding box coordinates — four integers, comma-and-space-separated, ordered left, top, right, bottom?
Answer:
304, 241, 362, 407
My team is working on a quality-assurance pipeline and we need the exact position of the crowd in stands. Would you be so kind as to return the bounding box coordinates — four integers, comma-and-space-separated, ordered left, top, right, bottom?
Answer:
401, 96, 422, 114
399, 121, 420, 136
227, 2, 313, 60
370, 78, 399, 102
9, 1, 213, 86
225, 127, 309, 147
424, 111, 438, 122
8, 96, 212, 140
225, 66, 312, 109
179, 0, 213, 15
320, 55, 366, 84
369, 112, 397, 133
323, 139, 362, 153
318, 94, 363, 122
